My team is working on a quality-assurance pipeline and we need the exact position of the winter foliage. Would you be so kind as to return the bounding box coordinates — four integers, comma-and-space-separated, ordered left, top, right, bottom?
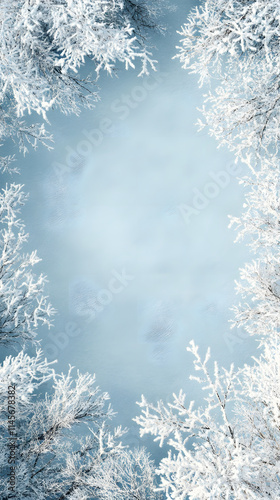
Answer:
0, 0, 156, 117
0, 0, 158, 118
175, 0, 280, 164
0, 183, 54, 346
0, 0, 160, 162
136, 337, 280, 498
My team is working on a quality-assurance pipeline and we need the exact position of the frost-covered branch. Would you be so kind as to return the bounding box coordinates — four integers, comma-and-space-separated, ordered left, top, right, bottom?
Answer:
0, 183, 55, 346
136, 339, 280, 498
0, 0, 160, 120
175, 1, 280, 163
0, 0, 166, 161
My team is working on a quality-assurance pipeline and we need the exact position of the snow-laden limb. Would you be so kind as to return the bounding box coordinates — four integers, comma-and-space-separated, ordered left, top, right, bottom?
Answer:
136, 340, 280, 499
175, 1, 280, 164
0, 104, 53, 163
229, 163, 280, 251
0, 183, 55, 346
0, 156, 18, 175
0, 0, 160, 121
231, 253, 280, 339
0, 351, 160, 499
12, 118, 53, 156
89, 447, 163, 499
226, 155, 280, 341
0, 0, 164, 164
0, 350, 55, 409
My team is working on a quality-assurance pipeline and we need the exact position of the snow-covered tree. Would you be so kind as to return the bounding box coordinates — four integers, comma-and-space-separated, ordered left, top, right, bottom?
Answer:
136, 338, 280, 499
92, 447, 162, 500
0, 183, 54, 346
228, 159, 280, 341
0, 350, 161, 499
175, 0, 280, 164
0, 0, 164, 163
0, 0, 158, 120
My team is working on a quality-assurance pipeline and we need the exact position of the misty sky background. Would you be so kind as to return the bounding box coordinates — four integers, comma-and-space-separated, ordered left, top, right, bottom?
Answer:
0, 1, 256, 463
